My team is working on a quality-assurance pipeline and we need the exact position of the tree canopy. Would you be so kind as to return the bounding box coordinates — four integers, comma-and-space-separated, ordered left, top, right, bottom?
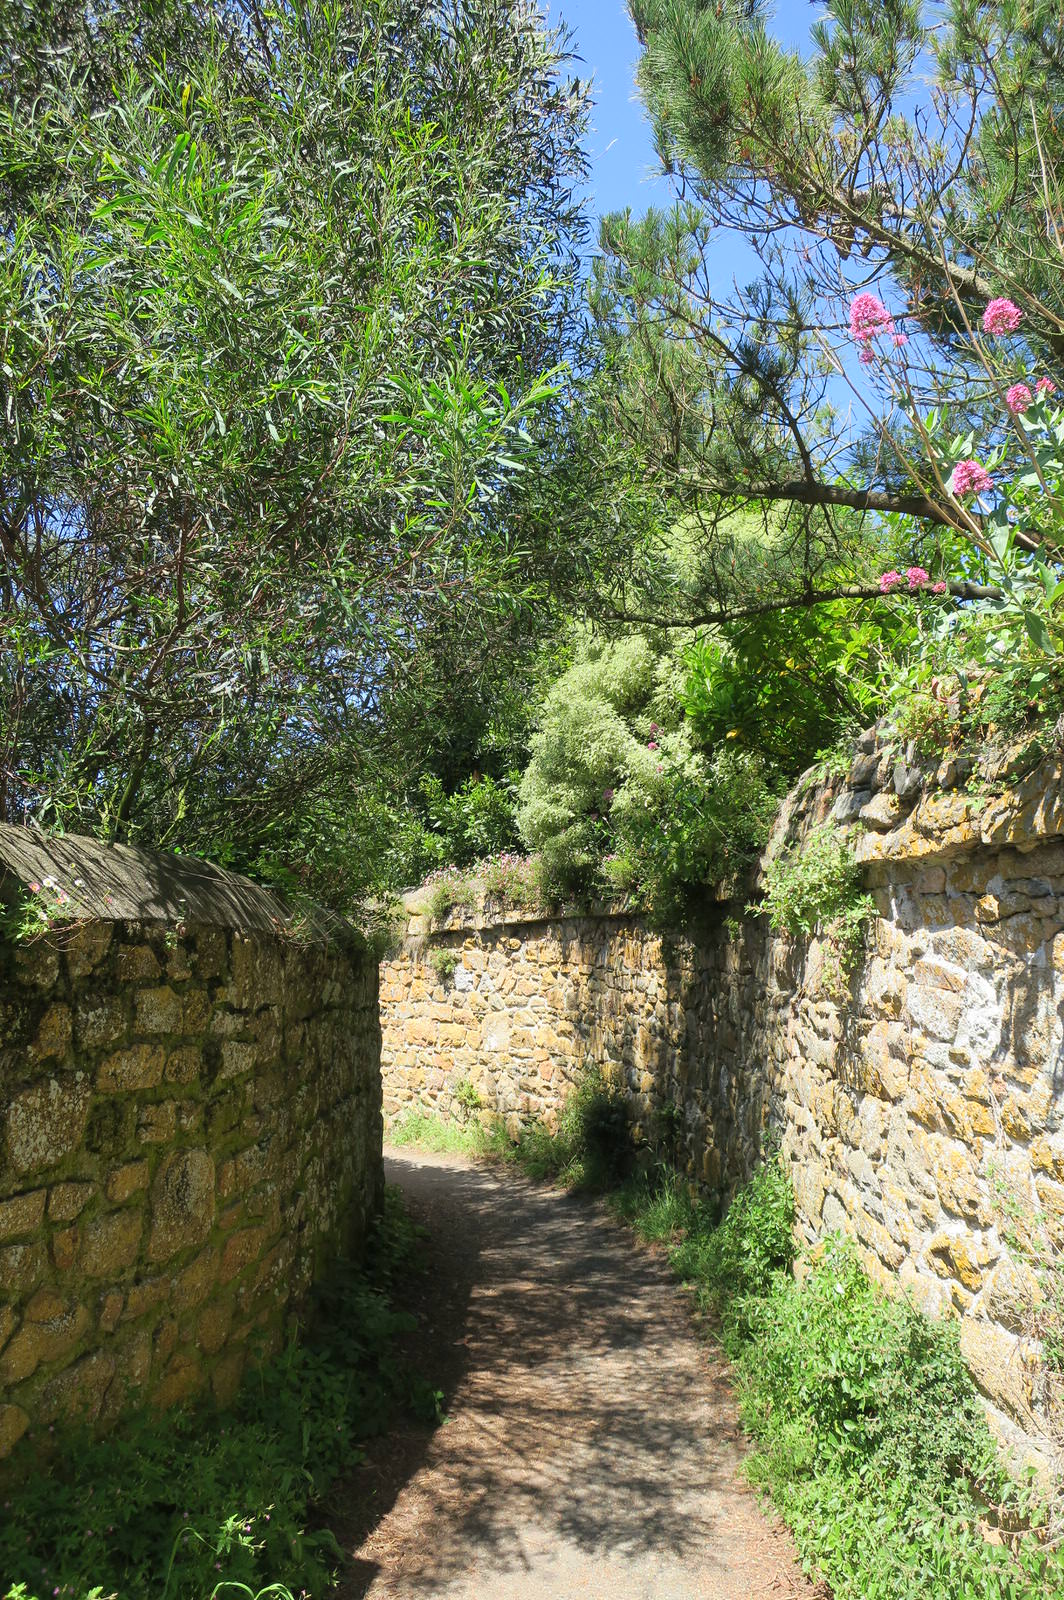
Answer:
0, 0, 589, 899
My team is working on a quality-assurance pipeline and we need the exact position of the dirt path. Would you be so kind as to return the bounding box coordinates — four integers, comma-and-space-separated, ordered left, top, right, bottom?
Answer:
334, 1148, 819, 1600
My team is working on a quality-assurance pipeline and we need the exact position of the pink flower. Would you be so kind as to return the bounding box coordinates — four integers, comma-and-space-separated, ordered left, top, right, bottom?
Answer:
1037, 377, 1057, 396
1006, 382, 1033, 413
879, 570, 903, 593
849, 292, 893, 342
892, 332, 908, 348
858, 347, 875, 365
931, 581, 948, 594
948, 459, 994, 497
906, 566, 930, 589
982, 298, 1022, 335
647, 740, 659, 752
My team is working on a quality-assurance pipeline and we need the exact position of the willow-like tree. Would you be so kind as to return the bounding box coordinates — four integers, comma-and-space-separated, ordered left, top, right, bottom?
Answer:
0, 0, 589, 901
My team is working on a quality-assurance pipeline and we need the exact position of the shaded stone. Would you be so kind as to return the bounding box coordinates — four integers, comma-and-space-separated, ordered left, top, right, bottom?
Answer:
0, 1298, 91, 1382
153, 1352, 202, 1411
74, 993, 126, 1051
0, 1241, 46, 1294
135, 986, 183, 1035
39, 1349, 115, 1424
147, 1149, 216, 1263
97, 1043, 165, 1092
29, 1002, 72, 1062
136, 1101, 177, 1144
6, 1072, 92, 1171
0, 1188, 47, 1241
81, 1209, 143, 1277
0, 1404, 30, 1459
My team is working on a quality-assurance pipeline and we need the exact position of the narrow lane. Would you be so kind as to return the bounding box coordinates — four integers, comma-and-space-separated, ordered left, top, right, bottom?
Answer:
340, 1149, 818, 1600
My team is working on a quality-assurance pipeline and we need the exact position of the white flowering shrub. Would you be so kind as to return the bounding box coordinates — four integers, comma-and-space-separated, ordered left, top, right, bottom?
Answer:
516, 632, 781, 914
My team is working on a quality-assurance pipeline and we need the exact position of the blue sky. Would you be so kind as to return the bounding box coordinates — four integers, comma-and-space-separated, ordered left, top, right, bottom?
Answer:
556, 1, 821, 225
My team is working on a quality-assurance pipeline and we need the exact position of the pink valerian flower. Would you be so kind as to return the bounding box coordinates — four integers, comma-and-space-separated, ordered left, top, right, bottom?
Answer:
982, 298, 1023, 335
892, 333, 908, 348
858, 347, 875, 365
948, 459, 994, 497
879, 570, 903, 593
849, 292, 894, 343
646, 740, 659, 752
932, 581, 948, 594
1006, 382, 1033, 413
1037, 377, 1057, 396
906, 567, 930, 589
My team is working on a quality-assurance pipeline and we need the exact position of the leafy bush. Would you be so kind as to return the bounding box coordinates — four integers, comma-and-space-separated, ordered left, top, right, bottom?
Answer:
517, 630, 782, 915
682, 601, 899, 775
758, 824, 875, 994
426, 945, 461, 984
0, 1190, 432, 1600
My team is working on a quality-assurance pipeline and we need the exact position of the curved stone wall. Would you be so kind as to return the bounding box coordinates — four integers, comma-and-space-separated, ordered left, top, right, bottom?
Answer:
0, 828, 381, 1456
381, 734, 1064, 1476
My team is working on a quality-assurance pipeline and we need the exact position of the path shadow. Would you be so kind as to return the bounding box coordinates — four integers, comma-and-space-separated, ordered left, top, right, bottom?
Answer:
335, 1151, 765, 1598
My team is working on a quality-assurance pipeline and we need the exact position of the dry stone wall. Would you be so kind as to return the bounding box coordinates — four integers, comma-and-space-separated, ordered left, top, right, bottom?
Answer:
0, 827, 381, 1458
381, 730, 1064, 1475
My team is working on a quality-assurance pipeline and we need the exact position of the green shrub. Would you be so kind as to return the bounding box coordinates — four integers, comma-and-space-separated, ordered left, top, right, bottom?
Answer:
426, 945, 460, 983
0, 1190, 432, 1600
516, 630, 782, 916
616, 1160, 1063, 1600
757, 824, 875, 994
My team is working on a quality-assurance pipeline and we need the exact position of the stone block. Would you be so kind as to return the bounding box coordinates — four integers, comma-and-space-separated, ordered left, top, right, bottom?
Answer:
6, 1072, 92, 1171
98, 1043, 165, 1092
0, 1188, 47, 1241
959, 1319, 1039, 1425
173, 1246, 220, 1313
107, 1160, 150, 1203
197, 1298, 233, 1355
29, 1002, 72, 1062
74, 993, 127, 1051
64, 923, 113, 979
39, 1349, 115, 1424
0, 1240, 46, 1294
165, 1045, 202, 1084
81, 1209, 143, 1277
137, 1101, 177, 1144
0, 1297, 91, 1383
147, 1150, 216, 1263
46, 1184, 94, 1228
220, 1226, 269, 1284
153, 1351, 202, 1411
220, 1040, 257, 1081
52, 1225, 79, 1271
115, 943, 160, 982
135, 986, 183, 1035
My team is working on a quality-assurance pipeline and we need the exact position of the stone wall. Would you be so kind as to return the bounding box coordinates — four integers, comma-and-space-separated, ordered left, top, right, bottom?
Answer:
0, 827, 381, 1457
381, 730, 1064, 1474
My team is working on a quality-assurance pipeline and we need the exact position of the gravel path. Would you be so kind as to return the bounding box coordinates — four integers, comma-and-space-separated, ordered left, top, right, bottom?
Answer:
334, 1148, 819, 1600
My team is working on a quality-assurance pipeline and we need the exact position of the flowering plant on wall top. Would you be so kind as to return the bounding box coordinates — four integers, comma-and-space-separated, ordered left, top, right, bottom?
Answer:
846, 290, 1064, 660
